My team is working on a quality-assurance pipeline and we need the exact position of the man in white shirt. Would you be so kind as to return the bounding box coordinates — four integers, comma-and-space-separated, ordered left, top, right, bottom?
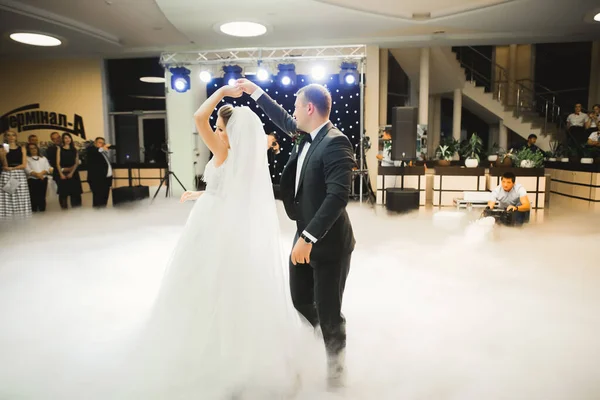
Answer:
488, 172, 531, 224
567, 103, 590, 145
586, 104, 599, 133
25, 143, 51, 212
587, 131, 600, 147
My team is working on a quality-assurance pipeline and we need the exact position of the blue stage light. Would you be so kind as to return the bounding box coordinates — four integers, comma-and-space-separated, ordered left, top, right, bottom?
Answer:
339, 62, 359, 86
170, 67, 191, 93
277, 64, 296, 86
223, 65, 243, 87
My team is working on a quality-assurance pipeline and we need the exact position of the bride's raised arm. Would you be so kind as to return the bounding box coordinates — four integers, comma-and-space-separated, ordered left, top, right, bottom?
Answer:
193, 85, 243, 159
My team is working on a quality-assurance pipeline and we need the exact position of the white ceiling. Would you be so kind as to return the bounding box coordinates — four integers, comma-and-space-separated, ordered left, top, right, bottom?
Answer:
0, 0, 599, 57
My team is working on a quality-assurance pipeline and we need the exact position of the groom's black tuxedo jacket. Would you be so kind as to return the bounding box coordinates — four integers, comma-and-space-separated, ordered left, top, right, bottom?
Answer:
256, 92, 356, 260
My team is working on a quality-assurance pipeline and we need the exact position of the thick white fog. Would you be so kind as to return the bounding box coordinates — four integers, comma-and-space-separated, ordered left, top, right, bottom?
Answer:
0, 199, 599, 399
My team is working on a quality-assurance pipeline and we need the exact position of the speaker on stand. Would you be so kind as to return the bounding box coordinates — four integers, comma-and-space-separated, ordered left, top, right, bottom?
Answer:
391, 107, 418, 164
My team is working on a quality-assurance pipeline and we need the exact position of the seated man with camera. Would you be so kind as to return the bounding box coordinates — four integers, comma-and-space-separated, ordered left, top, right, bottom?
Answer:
485, 172, 531, 225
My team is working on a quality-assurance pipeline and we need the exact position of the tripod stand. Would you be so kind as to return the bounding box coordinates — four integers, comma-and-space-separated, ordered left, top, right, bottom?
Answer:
152, 147, 186, 202
351, 134, 376, 204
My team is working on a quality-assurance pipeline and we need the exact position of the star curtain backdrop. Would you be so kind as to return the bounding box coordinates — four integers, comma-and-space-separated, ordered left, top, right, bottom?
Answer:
206, 76, 361, 184
160, 45, 367, 187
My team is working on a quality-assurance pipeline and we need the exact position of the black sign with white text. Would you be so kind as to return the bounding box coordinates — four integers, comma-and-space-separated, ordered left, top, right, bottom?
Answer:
1, 103, 86, 139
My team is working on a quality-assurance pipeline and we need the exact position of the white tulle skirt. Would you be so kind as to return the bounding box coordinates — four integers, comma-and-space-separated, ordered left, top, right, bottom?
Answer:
0, 191, 316, 400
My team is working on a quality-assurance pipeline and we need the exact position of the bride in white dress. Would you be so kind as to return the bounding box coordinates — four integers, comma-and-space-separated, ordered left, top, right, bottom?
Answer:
109, 85, 311, 399
0, 85, 313, 400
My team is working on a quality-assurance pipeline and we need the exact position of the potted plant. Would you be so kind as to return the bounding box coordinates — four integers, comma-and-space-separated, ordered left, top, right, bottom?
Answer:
487, 143, 501, 162
435, 138, 459, 166
555, 145, 569, 162
496, 148, 513, 167
461, 133, 483, 168
547, 140, 560, 162
512, 147, 545, 168
383, 139, 392, 161
581, 145, 599, 164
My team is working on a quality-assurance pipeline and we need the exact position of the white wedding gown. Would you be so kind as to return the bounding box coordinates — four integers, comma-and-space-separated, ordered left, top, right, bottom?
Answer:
0, 107, 314, 400
110, 161, 304, 399
107, 107, 311, 399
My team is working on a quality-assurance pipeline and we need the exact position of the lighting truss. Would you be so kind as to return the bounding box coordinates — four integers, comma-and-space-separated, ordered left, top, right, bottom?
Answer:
160, 45, 367, 67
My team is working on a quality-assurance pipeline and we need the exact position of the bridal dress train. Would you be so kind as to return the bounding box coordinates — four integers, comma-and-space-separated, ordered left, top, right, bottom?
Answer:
0, 107, 316, 400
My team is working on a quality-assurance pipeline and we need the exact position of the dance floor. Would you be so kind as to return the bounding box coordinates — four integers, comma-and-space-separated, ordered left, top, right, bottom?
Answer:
1, 195, 599, 399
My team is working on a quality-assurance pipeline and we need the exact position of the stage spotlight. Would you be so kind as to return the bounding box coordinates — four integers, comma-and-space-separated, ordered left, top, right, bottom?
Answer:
277, 64, 296, 86
339, 62, 359, 86
223, 65, 243, 87
311, 65, 326, 81
257, 68, 269, 81
199, 70, 212, 83
170, 67, 191, 93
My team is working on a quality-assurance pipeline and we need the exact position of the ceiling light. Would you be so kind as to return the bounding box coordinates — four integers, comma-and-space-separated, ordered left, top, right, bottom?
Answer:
140, 77, 165, 83
10, 32, 61, 47
219, 22, 267, 37
595, 12, 600, 22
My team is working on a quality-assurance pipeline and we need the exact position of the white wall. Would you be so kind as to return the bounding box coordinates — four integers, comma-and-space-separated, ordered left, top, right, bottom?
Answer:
165, 67, 202, 195
0, 58, 106, 146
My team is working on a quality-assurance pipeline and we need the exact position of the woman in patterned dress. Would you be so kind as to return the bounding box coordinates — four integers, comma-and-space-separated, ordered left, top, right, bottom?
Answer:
0, 130, 32, 219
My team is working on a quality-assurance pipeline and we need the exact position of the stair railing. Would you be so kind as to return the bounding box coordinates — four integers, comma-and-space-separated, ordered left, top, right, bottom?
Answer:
454, 46, 509, 103
454, 46, 565, 136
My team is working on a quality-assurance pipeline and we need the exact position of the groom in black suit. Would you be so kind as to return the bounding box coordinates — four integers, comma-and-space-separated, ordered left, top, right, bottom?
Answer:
238, 79, 356, 387
86, 137, 115, 208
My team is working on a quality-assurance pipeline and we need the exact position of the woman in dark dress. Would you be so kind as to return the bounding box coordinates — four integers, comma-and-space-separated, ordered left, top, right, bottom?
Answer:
0, 130, 32, 218
56, 133, 82, 209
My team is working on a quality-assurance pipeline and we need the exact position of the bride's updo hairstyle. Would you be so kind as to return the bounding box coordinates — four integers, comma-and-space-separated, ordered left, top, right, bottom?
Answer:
217, 104, 234, 127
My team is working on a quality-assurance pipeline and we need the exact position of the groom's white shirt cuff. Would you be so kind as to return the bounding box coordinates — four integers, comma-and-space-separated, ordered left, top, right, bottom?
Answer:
302, 230, 318, 243
251, 88, 265, 101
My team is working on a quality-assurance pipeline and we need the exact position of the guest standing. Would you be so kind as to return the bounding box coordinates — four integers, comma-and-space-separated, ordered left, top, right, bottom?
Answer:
86, 137, 115, 208
56, 133, 82, 209
25, 143, 51, 212
0, 131, 32, 218
46, 131, 62, 196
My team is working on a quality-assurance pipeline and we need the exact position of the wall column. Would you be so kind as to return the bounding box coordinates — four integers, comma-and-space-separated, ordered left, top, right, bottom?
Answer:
365, 45, 380, 192
452, 88, 462, 142
418, 48, 430, 125
499, 119, 508, 151
379, 49, 389, 126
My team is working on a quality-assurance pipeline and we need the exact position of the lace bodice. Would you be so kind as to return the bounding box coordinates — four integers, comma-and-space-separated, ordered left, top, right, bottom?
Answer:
202, 158, 227, 194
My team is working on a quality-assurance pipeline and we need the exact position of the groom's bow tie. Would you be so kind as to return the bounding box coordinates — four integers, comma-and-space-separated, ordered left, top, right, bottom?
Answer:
303, 133, 312, 143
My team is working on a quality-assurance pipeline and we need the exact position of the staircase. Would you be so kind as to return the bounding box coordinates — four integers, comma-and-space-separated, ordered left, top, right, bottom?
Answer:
450, 46, 563, 151
389, 47, 564, 151
461, 80, 552, 150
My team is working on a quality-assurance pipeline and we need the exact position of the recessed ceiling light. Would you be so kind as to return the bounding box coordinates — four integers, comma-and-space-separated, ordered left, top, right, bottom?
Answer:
219, 22, 267, 37
10, 32, 61, 47
140, 77, 165, 83
594, 12, 600, 21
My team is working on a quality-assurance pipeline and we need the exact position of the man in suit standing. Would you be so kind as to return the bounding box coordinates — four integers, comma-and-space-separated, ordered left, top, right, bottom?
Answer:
46, 131, 62, 195
237, 79, 356, 388
86, 137, 114, 208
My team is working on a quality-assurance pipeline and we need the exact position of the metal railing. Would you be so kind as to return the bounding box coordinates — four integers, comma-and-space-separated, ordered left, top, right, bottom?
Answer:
454, 46, 571, 136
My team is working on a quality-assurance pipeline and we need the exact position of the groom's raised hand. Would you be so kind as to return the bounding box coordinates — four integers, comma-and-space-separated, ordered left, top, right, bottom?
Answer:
236, 79, 259, 96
